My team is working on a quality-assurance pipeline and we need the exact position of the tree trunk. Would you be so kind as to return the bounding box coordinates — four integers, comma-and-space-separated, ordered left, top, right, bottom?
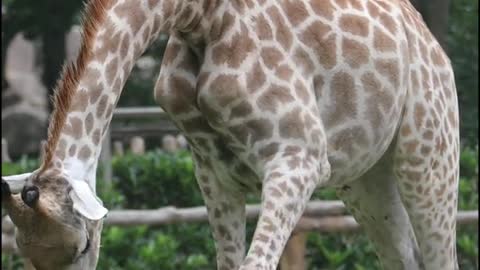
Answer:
40, 29, 67, 112
410, 0, 451, 51
2, 29, 16, 91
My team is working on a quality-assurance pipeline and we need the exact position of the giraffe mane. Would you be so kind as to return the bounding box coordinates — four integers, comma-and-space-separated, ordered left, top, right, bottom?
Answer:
41, 0, 114, 170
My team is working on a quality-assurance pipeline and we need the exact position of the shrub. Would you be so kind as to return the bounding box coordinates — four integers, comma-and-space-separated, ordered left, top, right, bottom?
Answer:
2, 146, 477, 269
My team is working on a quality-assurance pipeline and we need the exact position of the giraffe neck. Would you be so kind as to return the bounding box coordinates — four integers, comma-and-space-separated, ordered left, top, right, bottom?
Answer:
41, 0, 221, 189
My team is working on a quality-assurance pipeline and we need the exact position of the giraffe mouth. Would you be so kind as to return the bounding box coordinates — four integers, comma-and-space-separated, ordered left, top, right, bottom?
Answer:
81, 237, 91, 255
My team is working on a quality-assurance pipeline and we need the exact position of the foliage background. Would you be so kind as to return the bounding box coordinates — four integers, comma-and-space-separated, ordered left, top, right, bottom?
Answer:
447, 0, 479, 146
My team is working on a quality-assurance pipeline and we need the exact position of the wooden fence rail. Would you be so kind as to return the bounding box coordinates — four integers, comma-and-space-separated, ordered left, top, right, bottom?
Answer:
2, 204, 478, 254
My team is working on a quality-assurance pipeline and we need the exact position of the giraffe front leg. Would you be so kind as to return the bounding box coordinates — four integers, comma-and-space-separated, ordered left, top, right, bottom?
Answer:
241, 148, 330, 269
193, 153, 246, 270
241, 137, 331, 269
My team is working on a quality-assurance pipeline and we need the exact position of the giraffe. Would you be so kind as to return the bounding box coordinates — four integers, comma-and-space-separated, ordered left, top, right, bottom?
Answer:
1, 0, 460, 269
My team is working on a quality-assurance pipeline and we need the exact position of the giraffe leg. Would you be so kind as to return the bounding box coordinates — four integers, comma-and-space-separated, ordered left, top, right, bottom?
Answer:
393, 105, 459, 269
240, 148, 330, 269
337, 148, 424, 270
193, 154, 246, 270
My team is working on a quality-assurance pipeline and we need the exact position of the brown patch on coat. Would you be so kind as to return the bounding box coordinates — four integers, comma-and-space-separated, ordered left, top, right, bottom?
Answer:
247, 62, 266, 93
310, 0, 336, 20
166, 75, 196, 114
294, 79, 310, 105
209, 74, 242, 107
259, 143, 279, 159
331, 126, 368, 156
414, 102, 426, 129
325, 71, 357, 127
182, 117, 212, 133
106, 57, 118, 86
375, 59, 400, 88
114, 0, 147, 33
293, 47, 315, 74
64, 117, 83, 140
78, 145, 92, 161
379, 13, 397, 34
266, 5, 293, 51
119, 33, 131, 58
373, 27, 396, 52
68, 144, 77, 157
300, 21, 336, 69
230, 101, 253, 120
85, 113, 94, 135
279, 108, 306, 140
148, 0, 160, 9
361, 72, 393, 131
257, 84, 295, 113
210, 12, 236, 41
212, 24, 256, 68
261, 47, 284, 69
342, 37, 369, 68
281, 0, 309, 26
313, 75, 324, 99
255, 14, 273, 40
275, 64, 293, 81
339, 14, 369, 37
162, 43, 182, 65
96, 95, 109, 118
92, 129, 102, 145
113, 78, 122, 94
55, 139, 68, 160
70, 89, 89, 112
431, 45, 446, 66
230, 119, 274, 144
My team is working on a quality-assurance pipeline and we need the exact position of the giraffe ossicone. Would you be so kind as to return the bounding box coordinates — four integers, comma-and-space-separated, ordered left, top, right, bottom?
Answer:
2, 0, 460, 269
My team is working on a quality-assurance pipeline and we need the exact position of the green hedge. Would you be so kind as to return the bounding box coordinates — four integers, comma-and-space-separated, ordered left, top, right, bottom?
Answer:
2, 147, 478, 269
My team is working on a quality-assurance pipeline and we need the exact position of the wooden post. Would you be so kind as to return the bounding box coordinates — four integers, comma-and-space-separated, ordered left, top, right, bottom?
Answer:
113, 141, 124, 156
176, 134, 188, 149
162, 134, 178, 153
100, 128, 112, 187
130, 136, 145, 155
2, 138, 11, 162
279, 232, 307, 270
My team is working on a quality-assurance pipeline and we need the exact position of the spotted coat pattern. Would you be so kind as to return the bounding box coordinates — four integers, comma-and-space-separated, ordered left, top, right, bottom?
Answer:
31, 0, 460, 269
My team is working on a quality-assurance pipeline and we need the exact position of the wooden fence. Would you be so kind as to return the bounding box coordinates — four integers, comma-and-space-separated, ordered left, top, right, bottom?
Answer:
2, 107, 479, 270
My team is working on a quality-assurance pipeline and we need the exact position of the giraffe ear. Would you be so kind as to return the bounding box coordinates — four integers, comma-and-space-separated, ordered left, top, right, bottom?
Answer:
69, 180, 108, 220
2, 172, 32, 194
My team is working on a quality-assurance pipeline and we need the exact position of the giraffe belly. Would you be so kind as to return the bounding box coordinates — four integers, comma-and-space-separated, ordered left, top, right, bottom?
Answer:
319, 93, 405, 186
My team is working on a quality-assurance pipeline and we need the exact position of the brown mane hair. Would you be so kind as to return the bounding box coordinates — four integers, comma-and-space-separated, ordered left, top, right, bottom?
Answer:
41, 0, 114, 170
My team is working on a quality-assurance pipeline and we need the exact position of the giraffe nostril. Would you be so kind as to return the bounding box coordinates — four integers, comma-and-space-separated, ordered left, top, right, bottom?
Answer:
21, 186, 40, 208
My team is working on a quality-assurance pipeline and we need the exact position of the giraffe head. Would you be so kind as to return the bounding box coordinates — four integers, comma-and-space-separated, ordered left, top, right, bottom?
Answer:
2, 168, 107, 270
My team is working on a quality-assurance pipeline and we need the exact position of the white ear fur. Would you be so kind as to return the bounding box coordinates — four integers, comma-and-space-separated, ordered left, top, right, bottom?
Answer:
2, 172, 32, 194
69, 180, 108, 220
